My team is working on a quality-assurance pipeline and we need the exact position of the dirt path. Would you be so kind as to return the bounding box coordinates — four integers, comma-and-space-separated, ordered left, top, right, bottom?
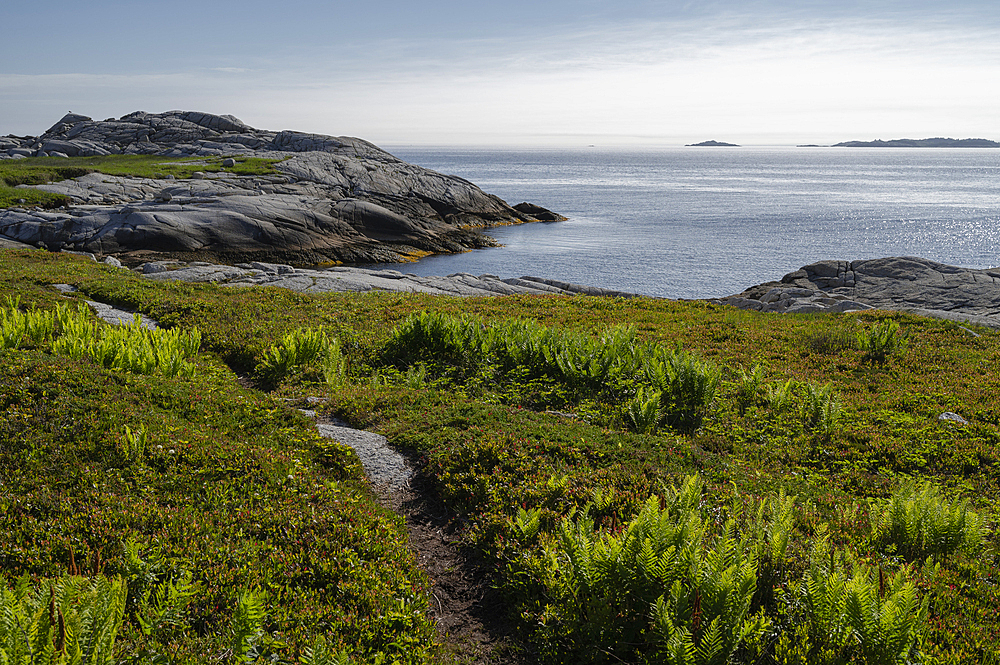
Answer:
311, 412, 524, 664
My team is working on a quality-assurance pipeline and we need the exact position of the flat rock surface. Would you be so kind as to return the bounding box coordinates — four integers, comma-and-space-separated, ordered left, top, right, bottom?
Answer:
137, 259, 645, 298
1, 111, 560, 265
720, 256, 1000, 328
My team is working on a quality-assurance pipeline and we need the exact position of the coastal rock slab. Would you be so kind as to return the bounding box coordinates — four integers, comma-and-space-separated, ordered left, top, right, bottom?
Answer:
0, 111, 563, 265
135, 260, 646, 298
719, 257, 1000, 328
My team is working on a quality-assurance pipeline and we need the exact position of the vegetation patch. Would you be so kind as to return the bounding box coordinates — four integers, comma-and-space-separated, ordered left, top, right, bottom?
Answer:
0, 155, 287, 209
1, 248, 1000, 663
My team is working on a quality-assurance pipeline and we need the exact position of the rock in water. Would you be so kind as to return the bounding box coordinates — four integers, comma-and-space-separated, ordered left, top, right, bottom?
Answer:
0, 111, 560, 265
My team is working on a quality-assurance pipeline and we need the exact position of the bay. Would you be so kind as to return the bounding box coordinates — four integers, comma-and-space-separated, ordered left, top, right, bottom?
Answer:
375, 146, 1000, 299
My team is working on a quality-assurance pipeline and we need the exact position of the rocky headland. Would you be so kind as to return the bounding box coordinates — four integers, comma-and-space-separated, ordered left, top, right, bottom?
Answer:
0, 111, 562, 265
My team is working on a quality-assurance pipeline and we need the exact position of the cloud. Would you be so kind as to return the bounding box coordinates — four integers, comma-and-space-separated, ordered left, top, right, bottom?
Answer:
3, 11, 999, 144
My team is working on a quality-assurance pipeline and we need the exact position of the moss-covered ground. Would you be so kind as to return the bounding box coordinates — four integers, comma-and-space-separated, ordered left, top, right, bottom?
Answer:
1, 248, 999, 663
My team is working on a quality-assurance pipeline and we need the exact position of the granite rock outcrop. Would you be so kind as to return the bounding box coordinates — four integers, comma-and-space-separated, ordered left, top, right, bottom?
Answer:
718, 257, 1000, 328
134, 259, 643, 298
0, 111, 559, 264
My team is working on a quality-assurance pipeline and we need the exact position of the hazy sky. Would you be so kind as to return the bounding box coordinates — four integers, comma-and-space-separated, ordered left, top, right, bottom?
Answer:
2, 0, 998, 145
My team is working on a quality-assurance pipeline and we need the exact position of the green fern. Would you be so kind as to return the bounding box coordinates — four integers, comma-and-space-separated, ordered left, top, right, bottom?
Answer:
801, 382, 840, 434
734, 363, 766, 415
137, 570, 199, 638
872, 481, 986, 561
857, 319, 908, 364
231, 587, 268, 662
766, 379, 798, 414
0, 574, 126, 665
321, 337, 349, 387
645, 348, 720, 433
512, 506, 543, 543
626, 386, 662, 434
256, 327, 329, 382
299, 635, 352, 665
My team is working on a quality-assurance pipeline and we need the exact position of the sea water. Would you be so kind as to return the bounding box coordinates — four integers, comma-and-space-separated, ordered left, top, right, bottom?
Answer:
375, 146, 1000, 299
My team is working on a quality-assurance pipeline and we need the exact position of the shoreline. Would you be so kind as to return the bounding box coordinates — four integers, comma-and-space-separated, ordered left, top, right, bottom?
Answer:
6, 245, 999, 329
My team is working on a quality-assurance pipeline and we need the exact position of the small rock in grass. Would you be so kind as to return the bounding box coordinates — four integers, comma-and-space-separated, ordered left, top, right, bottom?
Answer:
939, 412, 969, 425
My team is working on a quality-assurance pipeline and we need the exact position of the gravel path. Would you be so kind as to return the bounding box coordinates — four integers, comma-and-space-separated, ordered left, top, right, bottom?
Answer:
315, 420, 414, 491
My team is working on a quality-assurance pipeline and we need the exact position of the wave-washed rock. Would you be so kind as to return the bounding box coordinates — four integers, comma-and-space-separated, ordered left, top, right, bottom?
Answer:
716, 256, 1000, 329
134, 259, 644, 298
0, 111, 563, 265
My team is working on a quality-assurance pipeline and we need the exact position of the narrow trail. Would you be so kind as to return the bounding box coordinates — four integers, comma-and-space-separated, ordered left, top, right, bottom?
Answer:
308, 409, 523, 664
50, 282, 524, 661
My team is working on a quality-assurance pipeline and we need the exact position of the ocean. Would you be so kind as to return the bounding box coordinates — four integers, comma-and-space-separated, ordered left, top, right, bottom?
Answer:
375, 146, 1000, 299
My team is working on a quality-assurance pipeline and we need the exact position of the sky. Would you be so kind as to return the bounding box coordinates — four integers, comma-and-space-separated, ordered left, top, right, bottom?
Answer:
2, 0, 998, 146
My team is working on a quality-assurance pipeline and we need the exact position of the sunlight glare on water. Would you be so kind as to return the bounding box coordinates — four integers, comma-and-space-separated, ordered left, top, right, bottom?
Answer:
373, 146, 1000, 298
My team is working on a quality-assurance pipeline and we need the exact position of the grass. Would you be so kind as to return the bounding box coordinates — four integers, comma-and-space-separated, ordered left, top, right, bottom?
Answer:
0, 155, 287, 209
1, 248, 1000, 662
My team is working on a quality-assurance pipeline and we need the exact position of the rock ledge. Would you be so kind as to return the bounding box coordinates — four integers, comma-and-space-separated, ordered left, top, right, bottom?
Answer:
716, 257, 1000, 328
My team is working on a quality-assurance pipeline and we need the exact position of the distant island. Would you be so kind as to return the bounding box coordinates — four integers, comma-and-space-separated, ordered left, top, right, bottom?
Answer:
833, 137, 1000, 148
686, 140, 740, 147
